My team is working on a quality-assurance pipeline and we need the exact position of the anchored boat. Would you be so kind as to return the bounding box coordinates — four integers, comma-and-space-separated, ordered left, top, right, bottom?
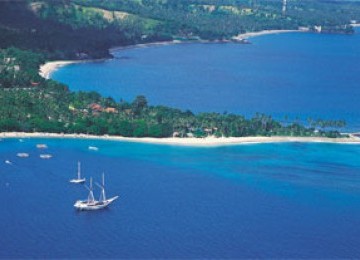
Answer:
36, 144, 48, 149
74, 174, 118, 211
88, 146, 99, 151
17, 153, 29, 158
40, 154, 52, 159
69, 161, 86, 184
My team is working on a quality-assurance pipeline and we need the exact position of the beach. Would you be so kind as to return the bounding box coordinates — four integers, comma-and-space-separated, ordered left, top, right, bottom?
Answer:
233, 29, 301, 41
39, 58, 110, 79
39, 60, 83, 79
1, 132, 360, 147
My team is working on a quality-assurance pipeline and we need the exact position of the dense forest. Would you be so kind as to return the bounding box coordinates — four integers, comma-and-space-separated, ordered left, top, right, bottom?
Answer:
1, 0, 360, 59
0, 1, 353, 138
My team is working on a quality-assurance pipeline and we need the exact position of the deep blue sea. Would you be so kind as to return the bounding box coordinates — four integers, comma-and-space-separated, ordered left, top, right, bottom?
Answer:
52, 29, 360, 131
1, 138, 360, 258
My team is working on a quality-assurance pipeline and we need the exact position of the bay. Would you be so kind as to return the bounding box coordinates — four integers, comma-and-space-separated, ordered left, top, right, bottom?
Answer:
52, 29, 360, 130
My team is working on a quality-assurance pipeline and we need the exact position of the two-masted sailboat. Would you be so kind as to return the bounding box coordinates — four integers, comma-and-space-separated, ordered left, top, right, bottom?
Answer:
69, 161, 86, 184
74, 174, 118, 211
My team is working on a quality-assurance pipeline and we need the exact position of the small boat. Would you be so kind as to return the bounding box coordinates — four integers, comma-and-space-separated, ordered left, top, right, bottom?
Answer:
19, 139, 24, 143
5, 160, 12, 165
74, 174, 118, 211
70, 161, 86, 184
40, 154, 52, 159
17, 153, 29, 158
36, 144, 48, 149
88, 146, 99, 151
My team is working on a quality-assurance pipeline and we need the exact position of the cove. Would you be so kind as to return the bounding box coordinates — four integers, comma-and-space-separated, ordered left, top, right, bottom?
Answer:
52, 29, 360, 131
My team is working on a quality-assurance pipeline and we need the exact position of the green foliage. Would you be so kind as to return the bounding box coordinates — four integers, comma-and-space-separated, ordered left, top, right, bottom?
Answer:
0, 80, 345, 138
2, 0, 359, 61
0, 47, 45, 88
0, 1, 353, 138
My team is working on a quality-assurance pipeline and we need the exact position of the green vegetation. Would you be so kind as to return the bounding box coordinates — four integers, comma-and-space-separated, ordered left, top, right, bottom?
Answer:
1, 1, 360, 59
0, 1, 355, 138
0, 47, 346, 138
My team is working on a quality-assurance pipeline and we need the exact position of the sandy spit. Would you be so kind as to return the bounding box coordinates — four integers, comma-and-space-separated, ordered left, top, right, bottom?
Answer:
1, 132, 360, 147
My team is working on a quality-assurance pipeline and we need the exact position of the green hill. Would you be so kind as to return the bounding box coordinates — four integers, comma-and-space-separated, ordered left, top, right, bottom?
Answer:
1, 0, 360, 60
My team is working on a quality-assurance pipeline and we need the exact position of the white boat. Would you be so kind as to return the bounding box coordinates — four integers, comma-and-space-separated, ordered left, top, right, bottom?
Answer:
88, 146, 99, 151
74, 174, 118, 211
70, 161, 86, 184
5, 160, 12, 165
40, 154, 52, 159
36, 144, 48, 149
17, 153, 29, 158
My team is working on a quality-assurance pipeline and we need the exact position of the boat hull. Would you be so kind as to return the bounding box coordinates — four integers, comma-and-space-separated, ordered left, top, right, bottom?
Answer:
74, 196, 119, 211
69, 178, 86, 184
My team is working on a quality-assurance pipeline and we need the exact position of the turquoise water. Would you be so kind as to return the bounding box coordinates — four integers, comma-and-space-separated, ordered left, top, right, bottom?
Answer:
1, 138, 360, 258
52, 29, 360, 130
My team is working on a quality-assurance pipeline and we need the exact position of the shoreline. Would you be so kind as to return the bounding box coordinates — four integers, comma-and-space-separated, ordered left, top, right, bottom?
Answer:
39, 58, 106, 79
1, 132, 360, 147
109, 40, 183, 52
232, 29, 301, 40
39, 29, 304, 80
39, 26, 359, 79
39, 60, 82, 79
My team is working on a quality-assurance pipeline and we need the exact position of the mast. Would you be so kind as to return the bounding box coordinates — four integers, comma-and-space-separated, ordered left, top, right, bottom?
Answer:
99, 173, 106, 202
282, 0, 287, 16
77, 161, 81, 179
88, 177, 95, 203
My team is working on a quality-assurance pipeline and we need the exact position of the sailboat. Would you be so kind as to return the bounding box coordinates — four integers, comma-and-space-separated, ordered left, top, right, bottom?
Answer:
69, 161, 86, 184
74, 174, 118, 211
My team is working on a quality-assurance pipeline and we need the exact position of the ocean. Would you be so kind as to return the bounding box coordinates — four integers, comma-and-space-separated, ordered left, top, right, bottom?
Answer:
2, 30, 360, 258
1, 138, 360, 258
52, 29, 360, 131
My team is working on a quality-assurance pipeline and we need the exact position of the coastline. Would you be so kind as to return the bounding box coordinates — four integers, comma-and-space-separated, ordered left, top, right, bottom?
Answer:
39, 29, 304, 80
39, 60, 82, 79
233, 29, 301, 40
109, 40, 182, 52
39, 59, 106, 79
1, 132, 360, 147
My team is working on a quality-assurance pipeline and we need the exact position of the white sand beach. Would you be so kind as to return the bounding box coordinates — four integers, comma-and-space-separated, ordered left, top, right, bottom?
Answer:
233, 29, 301, 41
39, 60, 82, 79
39, 58, 108, 79
1, 132, 360, 147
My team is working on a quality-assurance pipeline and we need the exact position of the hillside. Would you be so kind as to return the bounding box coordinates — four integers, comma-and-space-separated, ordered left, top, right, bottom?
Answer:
1, 0, 360, 60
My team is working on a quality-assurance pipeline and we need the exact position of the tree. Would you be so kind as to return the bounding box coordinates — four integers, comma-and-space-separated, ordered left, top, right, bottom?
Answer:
132, 95, 148, 115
